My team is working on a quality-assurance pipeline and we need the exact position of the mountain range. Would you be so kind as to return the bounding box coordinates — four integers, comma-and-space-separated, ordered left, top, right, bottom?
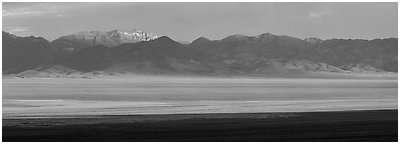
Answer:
51, 29, 159, 51
2, 30, 397, 78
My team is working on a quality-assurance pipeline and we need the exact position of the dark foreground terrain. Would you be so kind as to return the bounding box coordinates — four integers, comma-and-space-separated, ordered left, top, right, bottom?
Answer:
3, 110, 398, 142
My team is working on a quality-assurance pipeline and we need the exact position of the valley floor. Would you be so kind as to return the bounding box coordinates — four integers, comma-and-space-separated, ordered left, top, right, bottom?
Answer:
3, 75, 397, 117
2, 75, 398, 141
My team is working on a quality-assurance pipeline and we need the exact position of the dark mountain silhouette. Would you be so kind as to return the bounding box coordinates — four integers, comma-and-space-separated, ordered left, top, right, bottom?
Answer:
188, 33, 397, 73
188, 33, 319, 73
63, 36, 211, 73
304, 38, 398, 72
2, 31, 67, 74
63, 45, 112, 71
200, 33, 312, 61
2, 31, 397, 77
190, 37, 218, 50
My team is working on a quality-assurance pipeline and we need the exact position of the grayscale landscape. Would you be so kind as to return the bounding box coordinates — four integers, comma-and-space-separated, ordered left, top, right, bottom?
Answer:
2, 2, 398, 142
2, 76, 397, 118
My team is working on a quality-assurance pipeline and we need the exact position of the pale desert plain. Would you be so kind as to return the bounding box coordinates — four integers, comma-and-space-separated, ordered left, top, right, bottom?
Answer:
2, 74, 398, 118
2, 74, 398, 141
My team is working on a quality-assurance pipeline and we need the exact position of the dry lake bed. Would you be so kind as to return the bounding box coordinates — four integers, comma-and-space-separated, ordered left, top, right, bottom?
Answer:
2, 76, 398, 141
3, 76, 397, 117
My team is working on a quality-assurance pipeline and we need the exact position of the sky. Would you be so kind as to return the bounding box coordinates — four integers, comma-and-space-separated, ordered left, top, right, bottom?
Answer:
2, 2, 398, 42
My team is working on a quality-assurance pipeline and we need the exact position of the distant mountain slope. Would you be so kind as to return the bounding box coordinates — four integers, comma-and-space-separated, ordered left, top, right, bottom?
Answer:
340, 63, 386, 73
304, 37, 324, 45
15, 65, 80, 77
189, 33, 317, 72
51, 29, 159, 51
188, 33, 397, 72
63, 36, 210, 73
2, 31, 397, 77
2, 31, 67, 74
304, 38, 398, 72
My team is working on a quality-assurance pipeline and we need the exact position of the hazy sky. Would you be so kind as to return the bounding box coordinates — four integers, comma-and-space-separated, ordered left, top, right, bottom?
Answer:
2, 2, 398, 41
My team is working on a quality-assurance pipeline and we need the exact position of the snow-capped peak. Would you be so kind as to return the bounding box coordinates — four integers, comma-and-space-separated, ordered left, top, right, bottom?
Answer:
58, 29, 160, 47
